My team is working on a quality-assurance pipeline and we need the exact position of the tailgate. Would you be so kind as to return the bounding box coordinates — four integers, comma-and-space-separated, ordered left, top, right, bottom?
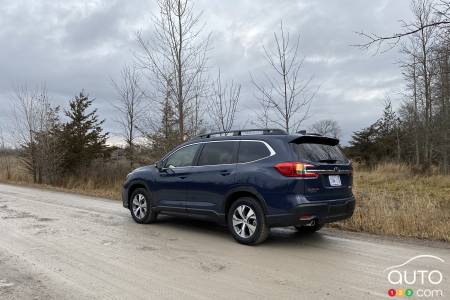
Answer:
303, 163, 353, 201
290, 135, 353, 201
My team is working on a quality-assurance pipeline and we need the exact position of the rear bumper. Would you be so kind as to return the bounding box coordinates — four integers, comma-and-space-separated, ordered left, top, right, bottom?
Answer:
266, 196, 355, 227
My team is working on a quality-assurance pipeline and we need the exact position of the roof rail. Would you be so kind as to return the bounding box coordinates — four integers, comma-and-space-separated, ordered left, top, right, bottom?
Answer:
193, 128, 287, 139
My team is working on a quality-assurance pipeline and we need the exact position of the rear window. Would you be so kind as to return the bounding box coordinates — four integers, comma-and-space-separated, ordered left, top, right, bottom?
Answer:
238, 141, 271, 163
292, 143, 348, 164
197, 142, 236, 166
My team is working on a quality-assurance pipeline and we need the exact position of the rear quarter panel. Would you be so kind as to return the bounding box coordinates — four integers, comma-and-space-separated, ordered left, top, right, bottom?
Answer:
234, 138, 306, 215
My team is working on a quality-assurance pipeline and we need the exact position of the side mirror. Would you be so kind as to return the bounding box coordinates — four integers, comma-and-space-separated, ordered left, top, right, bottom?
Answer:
155, 161, 163, 171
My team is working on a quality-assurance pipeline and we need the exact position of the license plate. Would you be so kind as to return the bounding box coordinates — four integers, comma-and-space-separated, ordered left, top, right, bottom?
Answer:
329, 175, 341, 186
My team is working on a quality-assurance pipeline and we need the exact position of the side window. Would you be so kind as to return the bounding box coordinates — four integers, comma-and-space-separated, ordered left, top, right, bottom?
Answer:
238, 141, 271, 163
197, 142, 236, 166
164, 144, 200, 168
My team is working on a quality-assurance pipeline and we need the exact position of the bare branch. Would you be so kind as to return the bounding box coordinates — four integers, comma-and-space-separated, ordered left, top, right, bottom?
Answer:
251, 20, 316, 133
209, 69, 241, 132
111, 65, 146, 168
354, 0, 449, 52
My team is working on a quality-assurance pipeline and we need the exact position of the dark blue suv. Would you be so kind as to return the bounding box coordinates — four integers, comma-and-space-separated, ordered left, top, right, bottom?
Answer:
122, 129, 355, 245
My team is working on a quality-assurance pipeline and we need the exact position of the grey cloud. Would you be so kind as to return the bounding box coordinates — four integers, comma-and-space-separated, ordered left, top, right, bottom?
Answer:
0, 0, 412, 145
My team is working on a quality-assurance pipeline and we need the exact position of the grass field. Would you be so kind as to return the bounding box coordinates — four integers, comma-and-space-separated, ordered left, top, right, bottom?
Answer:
330, 163, 450, 242
1, 155, 449, 242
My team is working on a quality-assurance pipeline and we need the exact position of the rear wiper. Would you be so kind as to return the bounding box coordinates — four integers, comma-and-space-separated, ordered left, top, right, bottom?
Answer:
318, 159, 338, 163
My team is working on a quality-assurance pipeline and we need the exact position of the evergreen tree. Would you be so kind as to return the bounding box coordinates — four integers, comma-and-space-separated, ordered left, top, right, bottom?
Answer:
61, 91, 108, 172
347, 123, 381, 166
150, 97, 178, 159
347, 101, 401, 166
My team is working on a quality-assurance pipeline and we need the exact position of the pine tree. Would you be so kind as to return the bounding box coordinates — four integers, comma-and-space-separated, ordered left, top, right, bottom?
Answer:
347, 123, 380, 166
61, 91, 108, 173
347, 100, 403, 166
150, 97, 178, 159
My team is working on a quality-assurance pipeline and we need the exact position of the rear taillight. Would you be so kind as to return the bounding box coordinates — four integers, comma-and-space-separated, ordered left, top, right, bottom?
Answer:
274, 162, 318, 178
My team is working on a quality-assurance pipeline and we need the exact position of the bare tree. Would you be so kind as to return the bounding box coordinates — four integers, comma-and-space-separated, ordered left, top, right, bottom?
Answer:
112, 65, 145, 168
308, 119, 342, 139
136, 0, 210, 142
209, 69, 241, 132
400, 42, 422, 166
12, 84, 53, 183
186, 72, 209, 136
251, 21, 316, 133
410, 0, 437, 165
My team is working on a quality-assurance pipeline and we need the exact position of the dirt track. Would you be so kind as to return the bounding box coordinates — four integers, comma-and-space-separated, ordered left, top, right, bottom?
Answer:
0, 183, 448, 299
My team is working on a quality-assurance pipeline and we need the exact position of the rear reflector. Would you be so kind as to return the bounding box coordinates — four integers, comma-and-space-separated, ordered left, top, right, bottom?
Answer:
299, 215, 315, 221
274, 162, 318, 178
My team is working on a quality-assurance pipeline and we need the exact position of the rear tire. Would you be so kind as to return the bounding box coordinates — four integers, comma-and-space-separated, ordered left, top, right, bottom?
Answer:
227, 197, 269, 245
130, 188, 157, 224
295, 223, 323, 234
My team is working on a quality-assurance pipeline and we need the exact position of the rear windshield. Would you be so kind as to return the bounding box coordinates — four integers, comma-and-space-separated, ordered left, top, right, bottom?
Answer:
292, 143, 349, 164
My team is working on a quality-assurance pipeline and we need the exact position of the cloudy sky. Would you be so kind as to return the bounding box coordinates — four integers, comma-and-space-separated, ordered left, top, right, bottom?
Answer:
0, 0, 413, 146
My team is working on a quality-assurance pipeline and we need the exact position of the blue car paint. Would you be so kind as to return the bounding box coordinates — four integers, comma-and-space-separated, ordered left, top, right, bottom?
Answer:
122, 134, 355, 227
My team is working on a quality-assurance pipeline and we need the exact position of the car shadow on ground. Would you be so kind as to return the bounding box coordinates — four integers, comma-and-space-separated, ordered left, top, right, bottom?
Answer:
152, 214, 328, 246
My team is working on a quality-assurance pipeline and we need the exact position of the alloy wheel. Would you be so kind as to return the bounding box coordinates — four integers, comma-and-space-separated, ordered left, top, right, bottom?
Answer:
132, 193, 147, 220
232, 204, 257, 238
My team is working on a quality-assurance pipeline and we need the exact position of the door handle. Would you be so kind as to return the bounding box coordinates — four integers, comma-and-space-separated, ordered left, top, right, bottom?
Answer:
220, 170, 231, 176
178, 175, 187, 179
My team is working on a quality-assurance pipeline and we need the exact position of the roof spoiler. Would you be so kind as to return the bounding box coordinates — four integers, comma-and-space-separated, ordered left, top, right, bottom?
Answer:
290, 135, 339, 146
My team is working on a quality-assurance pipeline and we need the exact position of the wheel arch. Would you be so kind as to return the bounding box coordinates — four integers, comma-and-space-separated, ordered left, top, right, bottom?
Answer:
127, 180, 151, 207
223, 187, 268, 218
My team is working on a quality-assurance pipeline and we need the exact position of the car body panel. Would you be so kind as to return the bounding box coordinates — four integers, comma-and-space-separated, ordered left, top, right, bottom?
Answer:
184, 164, 237, 213
122, 133, 355, 228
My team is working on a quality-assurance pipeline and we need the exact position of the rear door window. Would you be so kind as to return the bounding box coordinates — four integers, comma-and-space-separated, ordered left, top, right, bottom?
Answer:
292, 143, 348, 164
197, 142, 237, 166
238, 141, 271, 163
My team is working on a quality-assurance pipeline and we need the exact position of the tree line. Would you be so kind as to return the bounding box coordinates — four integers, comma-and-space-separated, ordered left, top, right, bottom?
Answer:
349, 0, 449, 173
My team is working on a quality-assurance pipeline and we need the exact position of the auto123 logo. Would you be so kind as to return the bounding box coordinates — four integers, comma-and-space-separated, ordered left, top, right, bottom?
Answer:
385, 255, 445, 298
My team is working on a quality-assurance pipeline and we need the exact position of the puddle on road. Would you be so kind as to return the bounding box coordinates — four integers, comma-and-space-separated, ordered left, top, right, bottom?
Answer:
37, 218, 57, 222
101, 240, 116, 246
137, 245, 160, 251
0, 204, 58, 223
0, 279, 14, 288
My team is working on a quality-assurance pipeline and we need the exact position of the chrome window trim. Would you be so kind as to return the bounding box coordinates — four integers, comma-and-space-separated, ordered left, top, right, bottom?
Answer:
161, 139, 276, 168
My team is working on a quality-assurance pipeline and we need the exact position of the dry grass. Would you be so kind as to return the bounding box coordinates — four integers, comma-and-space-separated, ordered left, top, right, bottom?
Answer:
1, 155, 449, 242
0, 154, 124, 200
330, 162, 450, 242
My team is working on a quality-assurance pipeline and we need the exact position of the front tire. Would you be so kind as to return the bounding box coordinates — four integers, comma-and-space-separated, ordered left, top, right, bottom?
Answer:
130, 188, 157, 224
227, 197, 269, 245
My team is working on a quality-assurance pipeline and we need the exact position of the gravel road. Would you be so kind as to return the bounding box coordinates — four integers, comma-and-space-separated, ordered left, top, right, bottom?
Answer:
0, 183, 448, 299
